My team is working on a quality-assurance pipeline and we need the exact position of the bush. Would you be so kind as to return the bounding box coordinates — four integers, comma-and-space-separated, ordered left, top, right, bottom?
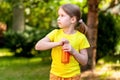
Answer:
97, 13, 118, 61
3, 26, 54, 57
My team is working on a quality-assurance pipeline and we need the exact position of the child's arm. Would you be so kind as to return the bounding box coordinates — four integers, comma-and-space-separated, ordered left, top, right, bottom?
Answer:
35, 36, 62, 51
62, 41, 88, 65
71, 49, 88, 66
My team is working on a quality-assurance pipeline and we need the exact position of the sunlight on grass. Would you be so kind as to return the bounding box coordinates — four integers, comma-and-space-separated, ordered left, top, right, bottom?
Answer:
0, 48, 120, 80
96, 56, 120, 79
29, 57, 42, 62
115, 44, 120, 55
0, 48, 51, 80
0, 56, 51, 80
0, 48, 13, 56
81, 56, 120, 80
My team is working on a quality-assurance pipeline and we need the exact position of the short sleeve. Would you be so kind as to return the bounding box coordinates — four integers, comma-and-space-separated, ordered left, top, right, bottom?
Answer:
79, 35, 90, 50
46, 29, 58, 42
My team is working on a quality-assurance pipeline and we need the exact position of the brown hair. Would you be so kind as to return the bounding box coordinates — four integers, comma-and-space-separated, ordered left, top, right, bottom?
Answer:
60, 4, 88, 34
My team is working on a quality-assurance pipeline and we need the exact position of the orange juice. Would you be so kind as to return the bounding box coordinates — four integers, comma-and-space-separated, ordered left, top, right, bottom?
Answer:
61, 51, 70, 64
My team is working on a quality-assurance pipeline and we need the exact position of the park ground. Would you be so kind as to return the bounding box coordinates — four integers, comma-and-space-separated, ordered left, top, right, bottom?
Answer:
81, 56, 120, 80
0, 48, 120, 80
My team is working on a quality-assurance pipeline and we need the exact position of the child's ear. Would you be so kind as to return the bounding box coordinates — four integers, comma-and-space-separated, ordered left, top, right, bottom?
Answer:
71, 16, 77, 23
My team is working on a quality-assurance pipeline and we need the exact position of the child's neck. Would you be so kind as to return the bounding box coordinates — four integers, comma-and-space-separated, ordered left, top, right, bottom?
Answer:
63, 28, 76, 34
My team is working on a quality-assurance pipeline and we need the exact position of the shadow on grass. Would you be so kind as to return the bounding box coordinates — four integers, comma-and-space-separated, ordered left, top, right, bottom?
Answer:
111, 65, 120, 70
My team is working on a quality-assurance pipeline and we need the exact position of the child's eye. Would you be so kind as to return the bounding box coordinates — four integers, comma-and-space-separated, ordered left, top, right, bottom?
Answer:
58, 14, 63, 17
61, 14, 64, 17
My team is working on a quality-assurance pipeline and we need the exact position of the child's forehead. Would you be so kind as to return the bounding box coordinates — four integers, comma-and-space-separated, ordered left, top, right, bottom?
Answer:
58, 8, 66, 14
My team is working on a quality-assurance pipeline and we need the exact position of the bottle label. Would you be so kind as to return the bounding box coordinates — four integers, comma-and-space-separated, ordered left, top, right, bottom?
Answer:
61, 51, 70, 64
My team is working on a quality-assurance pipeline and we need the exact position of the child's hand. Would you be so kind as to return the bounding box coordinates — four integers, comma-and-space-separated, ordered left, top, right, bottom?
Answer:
61, 38, 74, 54
62, 43, 73, 53
61, 38, 69, 45
58, 38, 69, 46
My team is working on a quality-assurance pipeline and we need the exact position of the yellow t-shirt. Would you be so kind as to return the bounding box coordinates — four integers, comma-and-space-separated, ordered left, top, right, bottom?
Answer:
47, 29, 90, 78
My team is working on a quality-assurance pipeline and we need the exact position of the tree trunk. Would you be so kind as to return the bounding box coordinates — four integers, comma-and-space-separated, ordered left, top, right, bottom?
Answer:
12, 0, 24, 32
81, 0, 99, 71
87, 0, 99, 70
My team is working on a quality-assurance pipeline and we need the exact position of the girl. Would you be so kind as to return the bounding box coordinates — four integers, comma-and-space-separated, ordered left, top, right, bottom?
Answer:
35, 4, 90, 80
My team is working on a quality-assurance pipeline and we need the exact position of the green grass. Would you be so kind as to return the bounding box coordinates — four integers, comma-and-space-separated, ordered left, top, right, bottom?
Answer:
0, 48, 51, 80
0, 56, 51, 80
0, 48, 120, 80
0, 48, 13, 56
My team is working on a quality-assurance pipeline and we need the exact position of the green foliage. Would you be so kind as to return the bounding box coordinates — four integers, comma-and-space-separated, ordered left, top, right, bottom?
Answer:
114, 15, 120, 55
1, 0, 88, 58
3, 26, 54, 57
24, 0, 60, 29
0, 1, 12, 27
0, 0, 88, 30
1, 0, 120, 60
97, 12, 119, 60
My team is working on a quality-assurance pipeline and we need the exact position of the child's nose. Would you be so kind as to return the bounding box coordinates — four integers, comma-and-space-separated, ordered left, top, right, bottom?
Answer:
57, 17, 60, 21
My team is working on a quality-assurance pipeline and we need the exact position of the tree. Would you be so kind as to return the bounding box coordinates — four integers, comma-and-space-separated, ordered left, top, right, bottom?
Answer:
12, 0, 24, 32
101, 0, 120, 13
86, 0, 99, 70
84, 0, 120, 71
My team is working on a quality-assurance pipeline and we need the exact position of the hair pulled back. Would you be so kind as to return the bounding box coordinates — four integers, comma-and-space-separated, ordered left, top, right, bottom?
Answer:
60, 4, 88, 34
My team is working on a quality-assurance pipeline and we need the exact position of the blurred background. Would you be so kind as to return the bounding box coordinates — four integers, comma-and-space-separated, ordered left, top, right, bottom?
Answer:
0, 0, 120, 80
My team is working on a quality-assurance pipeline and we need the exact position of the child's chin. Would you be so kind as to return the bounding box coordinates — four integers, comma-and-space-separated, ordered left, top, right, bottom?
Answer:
58, 26, 62, 28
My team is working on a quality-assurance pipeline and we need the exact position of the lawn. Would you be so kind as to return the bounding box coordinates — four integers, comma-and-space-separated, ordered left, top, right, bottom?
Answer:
0, 56, 51, 80
0, 48, 120, 80
0, 48, 51, 80
81, 56, 120, 80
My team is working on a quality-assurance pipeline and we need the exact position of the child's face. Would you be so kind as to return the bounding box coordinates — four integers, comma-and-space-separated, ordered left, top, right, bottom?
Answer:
57, 8, 72, 29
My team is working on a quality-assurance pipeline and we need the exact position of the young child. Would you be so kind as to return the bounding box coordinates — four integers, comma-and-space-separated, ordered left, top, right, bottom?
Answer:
35, 4, 90, 80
